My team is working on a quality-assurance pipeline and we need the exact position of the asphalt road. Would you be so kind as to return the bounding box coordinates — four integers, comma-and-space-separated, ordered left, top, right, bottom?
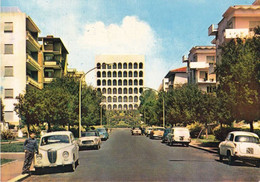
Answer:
25, 128, 260, 181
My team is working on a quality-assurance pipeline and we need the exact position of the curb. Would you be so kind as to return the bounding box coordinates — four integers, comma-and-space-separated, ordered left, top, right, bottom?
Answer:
190, 144, 218, 154
0, 152, 24, 154
0, 159, 18, 167
8, 174, 29, 182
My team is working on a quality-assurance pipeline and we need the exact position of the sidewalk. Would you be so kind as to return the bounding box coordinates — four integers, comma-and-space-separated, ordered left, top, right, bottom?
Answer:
189, 140, 218, 154
0, 153, 32, 182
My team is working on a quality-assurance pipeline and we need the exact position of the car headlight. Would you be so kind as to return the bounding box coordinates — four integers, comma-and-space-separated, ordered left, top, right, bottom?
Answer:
36, 154, 42, 160
62, 151, 69, 158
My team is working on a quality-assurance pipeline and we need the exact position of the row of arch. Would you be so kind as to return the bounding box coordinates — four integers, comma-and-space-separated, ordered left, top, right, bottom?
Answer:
97, 62, 143, 70
97, 87, 144, 94
97, 71, 143, 78
106, 104, 139, 110
103, 96, 139, 103
97, 79, 143, 86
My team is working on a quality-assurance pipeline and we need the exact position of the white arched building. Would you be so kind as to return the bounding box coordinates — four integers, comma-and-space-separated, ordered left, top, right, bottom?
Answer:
95, 55, 145, 110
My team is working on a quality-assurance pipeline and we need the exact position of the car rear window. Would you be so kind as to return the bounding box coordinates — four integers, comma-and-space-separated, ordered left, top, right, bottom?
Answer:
235, 135, 259, 143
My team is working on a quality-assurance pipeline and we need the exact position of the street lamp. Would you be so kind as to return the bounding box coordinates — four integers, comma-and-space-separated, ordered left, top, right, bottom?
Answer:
79, 63, 111, 138
143, 87, 165, 128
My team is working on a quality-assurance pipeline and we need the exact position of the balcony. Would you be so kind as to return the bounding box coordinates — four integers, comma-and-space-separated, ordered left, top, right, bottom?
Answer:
208, 24, 218, 36
197, 78, 216, 84
26, 31, 41, 52
26, 76, 41, 89
44, 61, 61, 69
43, 44, 61, 55
44, 77, 54, 83
26, 54, 41, 71
224, 29, 250, 39
190, 62, 209, 69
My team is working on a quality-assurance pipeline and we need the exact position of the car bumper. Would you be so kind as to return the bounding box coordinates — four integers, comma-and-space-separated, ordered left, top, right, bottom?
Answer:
234, 154, 260, 161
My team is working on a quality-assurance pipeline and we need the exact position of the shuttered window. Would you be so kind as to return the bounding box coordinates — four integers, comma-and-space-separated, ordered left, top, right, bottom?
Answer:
4, 22, 13, 32
4, 89, 14, 98
4, 66, 13, 77
5, 44, 13, 54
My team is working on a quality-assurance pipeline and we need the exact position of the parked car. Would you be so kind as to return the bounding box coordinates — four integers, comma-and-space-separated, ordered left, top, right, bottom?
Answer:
219, 131, 260, 167
34, 131, 79, 172
145, 127, 153, 137
150, 127, 165, 139
167, 127, 191, 147
162, 128, 171, 143
96, 128, 109, 141
78, 130, 101, 150
132, 127, 142, 135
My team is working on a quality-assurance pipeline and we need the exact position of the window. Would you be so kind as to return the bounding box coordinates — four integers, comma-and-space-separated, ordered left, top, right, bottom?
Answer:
129, 71, 132, 77
97, 63, 101, 69
123, 79, 127, 86
108, 96, 112, 102
113, 71, 117, 77
113, 105, 117, 110
134, 88, 138, 94
108, 71, 111, 77
124, 96, 128, 102
199, 71, 208, 81
123, 88, 127, 94
4, 111, 13, 122
129, 96, 133, 102
139, 71, 143, 77
5, 44, 13, 54
118, 96, 122, 102
118, 104, 122, 110
102, 71, 106, 77
113, 63, 117, 69
139, 79, 143, 86
102, 80, 106, 86
123, 63, 127, 69
134, 79, 138, 86
134, 71, 138, 77
102, 63, 106, 69
4, 66, 13, 77
118, 63, 122, 69
45, 54, 54, 61
97, 71, 101, 78
118, 71, 122, 77
5, 89, 13, 98
4, 22, 13, 32
129, 88, 133, 94
113, 79, 117, 86
128, 63, 132, 69
113, 97, 117, 102
129, 104, 133, 110
124, 104, 128, 110
108, 80, 112, 86
134, 63, 138, 69
129, 80, 132, 86
134, 96, 138, 102
139, 63, 143, 69
102, 88, 106, 94
118, 79, 122, 86
113, 88, 117, 94
108, 88, 112, 94
206, 56, 215, 63
97, 80, 101, 86
123, 71, 127, 77
108, 104, 112, 110
118, 88, 122, 94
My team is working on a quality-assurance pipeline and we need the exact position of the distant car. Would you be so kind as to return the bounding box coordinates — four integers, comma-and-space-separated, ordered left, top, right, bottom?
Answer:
162, 128, 171, 143
34, 131, 79, 172
96, 128, 109, 141
132, 127, 142, 135
167, 127, 191, 147
78, 131, 101, 150
219, 131, 260, 167
145, 127, 153, 137
150, 127, 165, 139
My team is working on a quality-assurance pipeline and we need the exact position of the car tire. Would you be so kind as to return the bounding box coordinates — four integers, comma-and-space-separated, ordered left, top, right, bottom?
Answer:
69, 162, 76, 172
34, 167, 42, 174
185, 143, 189, 147
227, 152, 234, 165
219, 155, 223, 162
256, 160, 260, 168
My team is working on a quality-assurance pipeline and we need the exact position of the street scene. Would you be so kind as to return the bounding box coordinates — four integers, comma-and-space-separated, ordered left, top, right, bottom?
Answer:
1, 0, 260, 181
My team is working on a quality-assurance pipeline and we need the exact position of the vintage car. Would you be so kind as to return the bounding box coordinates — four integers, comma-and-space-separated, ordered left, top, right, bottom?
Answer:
131, 127, 142, 135
96, 128, 109, 141
78, 130, 101, 150
145, 127, 153, 137
150, 127, 165, 139
34, 131, 79, 172
167, 127, 191, 147
219, 131, 260, 167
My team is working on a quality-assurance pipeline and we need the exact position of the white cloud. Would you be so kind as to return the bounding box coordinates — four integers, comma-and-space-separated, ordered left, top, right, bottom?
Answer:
78, 16, 168, 89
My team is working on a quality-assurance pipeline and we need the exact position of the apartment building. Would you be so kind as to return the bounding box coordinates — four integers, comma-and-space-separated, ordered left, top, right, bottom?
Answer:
67, 68, 85, 82
95, 55, 145, 110
161, 67, 187, 92
38, 35, 68, 86
183, 46, 217, 93
0, 7, 43, 126
208, 0, 260, 64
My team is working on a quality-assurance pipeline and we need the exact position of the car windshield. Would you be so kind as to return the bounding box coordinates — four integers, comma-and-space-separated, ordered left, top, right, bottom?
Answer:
41, 135, 70, 146
82, 132, 97, 137
235, 135, 259, 143
97, 128, 106, 133
154, 128, 164, 131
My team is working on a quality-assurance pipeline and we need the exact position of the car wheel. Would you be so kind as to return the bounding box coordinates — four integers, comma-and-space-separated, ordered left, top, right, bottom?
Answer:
185, 143, 189, 147
219, 154, 223, 162
34, 167, 42, 174
227, 152, 234, 165
256, 160, 260, 168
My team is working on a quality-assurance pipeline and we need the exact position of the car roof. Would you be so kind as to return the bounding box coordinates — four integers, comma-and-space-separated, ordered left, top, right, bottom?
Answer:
229, 131, 259, 138
41, 131, 72, 137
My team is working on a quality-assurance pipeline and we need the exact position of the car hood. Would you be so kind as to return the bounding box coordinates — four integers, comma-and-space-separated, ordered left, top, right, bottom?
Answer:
39, 143, 72, 151
79, 136, 99, 141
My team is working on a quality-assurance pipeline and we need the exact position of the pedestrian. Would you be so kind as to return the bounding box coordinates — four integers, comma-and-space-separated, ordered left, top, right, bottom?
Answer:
22, 132, 38, 175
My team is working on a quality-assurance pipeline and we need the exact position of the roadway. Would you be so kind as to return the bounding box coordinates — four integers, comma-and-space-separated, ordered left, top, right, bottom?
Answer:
25, 128, 260, 181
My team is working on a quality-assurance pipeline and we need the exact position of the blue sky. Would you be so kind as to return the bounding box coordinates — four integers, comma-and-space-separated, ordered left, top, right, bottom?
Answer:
2, 0, 254, 89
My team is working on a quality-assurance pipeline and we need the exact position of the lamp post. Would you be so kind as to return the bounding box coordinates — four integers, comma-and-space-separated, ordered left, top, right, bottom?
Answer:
79, 63, 112, 138
143, 87, 165, 128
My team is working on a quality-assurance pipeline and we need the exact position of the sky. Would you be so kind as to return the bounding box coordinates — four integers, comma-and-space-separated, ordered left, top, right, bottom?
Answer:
1, 0, 254, 89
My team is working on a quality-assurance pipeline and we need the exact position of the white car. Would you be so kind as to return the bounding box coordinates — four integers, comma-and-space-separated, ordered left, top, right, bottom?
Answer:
132, 127, 142, 135
34, 131, 79, 172
167, 127, 191, 147
78, 131, 101, 149
219, 131, 260, 167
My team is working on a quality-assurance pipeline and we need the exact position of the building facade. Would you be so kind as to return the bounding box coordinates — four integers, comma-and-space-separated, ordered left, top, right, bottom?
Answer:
183, 46, 216, 93
161, 67, 187, 92
0, 7, 43, 126
95, 55, 145, 110
208, 1, 260, 64
38, 35, 69, 86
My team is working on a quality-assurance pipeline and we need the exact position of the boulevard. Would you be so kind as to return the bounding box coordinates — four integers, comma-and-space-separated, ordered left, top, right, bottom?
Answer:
25, 128, 260, 182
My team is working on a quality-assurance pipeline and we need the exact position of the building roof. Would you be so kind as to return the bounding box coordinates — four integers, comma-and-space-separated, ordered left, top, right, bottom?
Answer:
38, 35, 69, 54
165, 67, 187, 78
223, 5, 260, 18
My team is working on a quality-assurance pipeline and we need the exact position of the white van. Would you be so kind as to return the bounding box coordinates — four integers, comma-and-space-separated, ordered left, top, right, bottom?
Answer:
167, 127, 191, 147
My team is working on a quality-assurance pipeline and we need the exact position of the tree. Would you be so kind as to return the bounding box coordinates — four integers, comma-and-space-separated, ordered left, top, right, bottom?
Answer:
1, 98, 4, 122
216, 35, 260, 131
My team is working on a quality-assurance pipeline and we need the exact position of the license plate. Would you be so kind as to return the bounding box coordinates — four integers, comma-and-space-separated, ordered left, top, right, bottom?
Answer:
180, 136, 184, 141
246, 148, 254, 154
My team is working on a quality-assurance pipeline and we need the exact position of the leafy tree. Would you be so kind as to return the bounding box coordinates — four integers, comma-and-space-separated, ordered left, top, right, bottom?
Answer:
216, 35, 260, 131
1, 98, 4, 122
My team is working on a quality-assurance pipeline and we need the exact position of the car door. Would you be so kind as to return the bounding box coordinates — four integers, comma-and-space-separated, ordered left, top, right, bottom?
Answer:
70, 134, 79, 161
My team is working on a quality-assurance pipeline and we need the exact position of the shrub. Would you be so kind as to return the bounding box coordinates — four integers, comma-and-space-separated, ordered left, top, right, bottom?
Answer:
188, 122, 203, 138
1, 130, 15, 140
